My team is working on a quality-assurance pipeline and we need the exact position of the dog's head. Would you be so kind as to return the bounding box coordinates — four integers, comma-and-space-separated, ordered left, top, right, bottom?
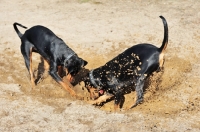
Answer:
83, 76, 104, 100
87, 86, 100, 100
65, 57, 88, 76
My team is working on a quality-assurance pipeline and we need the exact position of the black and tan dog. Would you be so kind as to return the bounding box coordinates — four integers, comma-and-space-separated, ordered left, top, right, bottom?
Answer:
83, 16, 168, 110
13, 23, 87, 97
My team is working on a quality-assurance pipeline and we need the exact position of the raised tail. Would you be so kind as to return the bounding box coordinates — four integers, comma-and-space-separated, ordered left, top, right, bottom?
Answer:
13, 22, 27, 38
159, 16, 168, 53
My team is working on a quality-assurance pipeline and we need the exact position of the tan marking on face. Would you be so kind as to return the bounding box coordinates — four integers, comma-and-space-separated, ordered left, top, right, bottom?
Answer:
66, 74, 74, 83
88, 87, 99, 100
65, 69, 69, 74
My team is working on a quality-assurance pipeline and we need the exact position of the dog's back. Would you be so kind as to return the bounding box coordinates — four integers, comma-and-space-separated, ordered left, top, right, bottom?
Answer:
23, 26, 63, 47
96, 43, 160, 82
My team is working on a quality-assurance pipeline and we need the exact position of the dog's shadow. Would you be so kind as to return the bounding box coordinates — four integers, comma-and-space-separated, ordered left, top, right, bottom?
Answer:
34, 57, 48, 84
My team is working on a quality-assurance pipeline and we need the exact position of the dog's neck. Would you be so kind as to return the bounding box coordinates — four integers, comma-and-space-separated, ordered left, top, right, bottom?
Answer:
63, 52, 76, 67
88, 69, 103, 90
85, 65, 115, 90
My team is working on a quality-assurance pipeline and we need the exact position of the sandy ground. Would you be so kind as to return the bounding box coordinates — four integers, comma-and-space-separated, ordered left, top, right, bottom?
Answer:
0, 0, 200, 131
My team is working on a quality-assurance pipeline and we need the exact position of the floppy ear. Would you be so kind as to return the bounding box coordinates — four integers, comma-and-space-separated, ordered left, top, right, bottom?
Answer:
82, 60, 88, 67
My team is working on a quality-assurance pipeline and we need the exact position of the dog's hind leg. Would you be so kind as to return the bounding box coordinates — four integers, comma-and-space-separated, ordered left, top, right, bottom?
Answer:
21, 42, 35, 88
43, 58, 50, 71
42, 58, 50, 78
130, 74, 145, 109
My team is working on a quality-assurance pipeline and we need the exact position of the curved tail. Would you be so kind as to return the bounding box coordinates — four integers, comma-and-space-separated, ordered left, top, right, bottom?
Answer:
159, 16, 168, 53
13, 22, 27, 38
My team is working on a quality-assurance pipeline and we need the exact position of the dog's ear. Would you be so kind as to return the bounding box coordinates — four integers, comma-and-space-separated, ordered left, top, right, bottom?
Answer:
82, 60, 88, 67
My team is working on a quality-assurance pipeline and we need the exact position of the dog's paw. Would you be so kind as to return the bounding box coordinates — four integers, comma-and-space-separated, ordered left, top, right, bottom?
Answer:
130, 98, 143, 109
87, 100, 101, 105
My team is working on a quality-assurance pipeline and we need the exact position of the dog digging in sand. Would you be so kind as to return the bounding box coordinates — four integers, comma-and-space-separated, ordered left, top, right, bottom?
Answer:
13, 23, 87, 97
83, 16, 168, 110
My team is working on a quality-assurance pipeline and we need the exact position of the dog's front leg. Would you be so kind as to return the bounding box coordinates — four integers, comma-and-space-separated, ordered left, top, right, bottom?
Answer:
130, 75, 145, 109
21, 46, 35, 88
49, 62, 76, 97
114, 91, 123, 111
88, 94, 113, 105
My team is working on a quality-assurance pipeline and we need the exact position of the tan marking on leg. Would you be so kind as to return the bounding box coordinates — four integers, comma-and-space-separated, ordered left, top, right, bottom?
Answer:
114, 103, 120, 111
43, 58, 50, 71
129, 92, 138, 109
29, 48, 35, 88
58, 81, 76, 96
88, 94, 113, 105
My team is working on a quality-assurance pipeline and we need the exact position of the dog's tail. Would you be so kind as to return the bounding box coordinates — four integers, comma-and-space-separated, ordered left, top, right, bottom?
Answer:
13, 22, 27, 38
159, 16, 168, 53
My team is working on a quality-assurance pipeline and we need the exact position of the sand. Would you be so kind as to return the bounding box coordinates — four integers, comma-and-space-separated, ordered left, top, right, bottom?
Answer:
0, 0, 199, 131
